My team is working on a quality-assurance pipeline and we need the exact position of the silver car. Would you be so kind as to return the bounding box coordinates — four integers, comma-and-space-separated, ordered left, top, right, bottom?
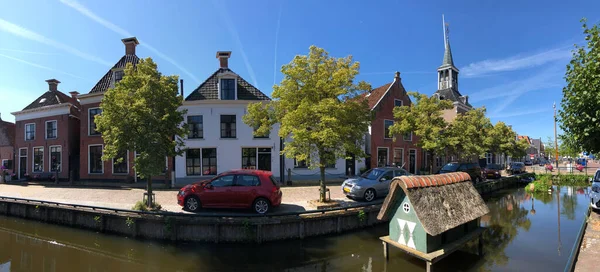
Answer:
341, 167, 410, 202
590, 170, 600, 210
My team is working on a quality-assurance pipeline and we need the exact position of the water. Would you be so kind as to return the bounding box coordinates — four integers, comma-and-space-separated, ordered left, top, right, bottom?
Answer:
0, 186, 590, 272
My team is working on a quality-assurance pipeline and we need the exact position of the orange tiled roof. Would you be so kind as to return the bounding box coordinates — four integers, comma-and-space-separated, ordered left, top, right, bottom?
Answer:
397, 172, 471, 189
364, 83, 392, 110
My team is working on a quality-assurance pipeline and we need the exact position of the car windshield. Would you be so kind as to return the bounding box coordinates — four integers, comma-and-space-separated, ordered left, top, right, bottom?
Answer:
361, 169, 385, 180
487, 164, 501, 170
441, 163, 459, 171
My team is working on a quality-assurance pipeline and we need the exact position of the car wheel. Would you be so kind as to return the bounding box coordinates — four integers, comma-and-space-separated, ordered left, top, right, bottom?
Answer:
184, 196, 201, 212
253, 198, 271, 214
364, 189, 376, 202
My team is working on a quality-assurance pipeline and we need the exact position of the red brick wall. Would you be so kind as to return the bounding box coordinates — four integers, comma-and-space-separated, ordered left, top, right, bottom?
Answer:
0, 146, 14, 174
369, 80, 422, 173
14, 113, 77, 180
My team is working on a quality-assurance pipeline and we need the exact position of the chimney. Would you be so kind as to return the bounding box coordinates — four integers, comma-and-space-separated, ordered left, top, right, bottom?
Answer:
394, 71, 401, 81
121, 37, 139, 55
216, 51, 232, 69
180, 79, 184, 97
69, 91, 79, 99
46, 79, 60, 92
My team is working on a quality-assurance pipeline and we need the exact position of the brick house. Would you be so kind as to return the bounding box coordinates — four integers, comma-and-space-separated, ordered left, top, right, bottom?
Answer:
365, 72, 422, 174
10, 79, 80, 180
77, 37, 171, 182
0, 115, 15, 176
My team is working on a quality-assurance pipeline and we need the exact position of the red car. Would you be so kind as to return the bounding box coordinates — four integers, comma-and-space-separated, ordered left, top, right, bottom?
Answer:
177, 170, 282, 214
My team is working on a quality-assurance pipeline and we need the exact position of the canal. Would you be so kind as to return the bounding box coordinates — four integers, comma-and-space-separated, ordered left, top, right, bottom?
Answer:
0, 185, 590, 272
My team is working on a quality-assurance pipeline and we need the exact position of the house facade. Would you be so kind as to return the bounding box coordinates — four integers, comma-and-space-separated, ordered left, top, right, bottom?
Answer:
176, 51, 283, 183
365, 72, 422, 174
10, 79, 80, 180
77, 37, 172, 182
0, 115, 15, 176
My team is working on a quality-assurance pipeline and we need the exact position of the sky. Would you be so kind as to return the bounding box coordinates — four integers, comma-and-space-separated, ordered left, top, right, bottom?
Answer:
0, 0, 599, 142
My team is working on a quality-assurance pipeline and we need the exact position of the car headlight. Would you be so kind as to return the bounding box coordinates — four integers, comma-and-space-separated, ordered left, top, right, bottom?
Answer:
353, 185, 362, 190
495, 172, 499, 174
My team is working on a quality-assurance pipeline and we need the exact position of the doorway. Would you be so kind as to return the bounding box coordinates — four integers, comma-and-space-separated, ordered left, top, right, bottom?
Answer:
345, 153, 356, 176
409, 149, 417, 174
19, 148, 27, 180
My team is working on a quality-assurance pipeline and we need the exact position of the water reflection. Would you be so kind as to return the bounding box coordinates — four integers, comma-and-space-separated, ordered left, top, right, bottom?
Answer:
0, 186, 590, 272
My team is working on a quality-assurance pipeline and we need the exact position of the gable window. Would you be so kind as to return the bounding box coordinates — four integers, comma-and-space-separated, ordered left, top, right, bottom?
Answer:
384, 120, 393, 139
89, 145, 103, 174
242, 147, 272, 171
89, 108, 102, 136
25, 123, 35, 141
33, 147, 44, 172
220, 78, 236, 100
220, 115, 236, 138
394, 99, 403, 107
187, 115, 203, 139
113, 151, 128, 174
46, 120, 57, 139
403, 132, 412, 141
114, 70, 124, 84
50, 146, 61, 172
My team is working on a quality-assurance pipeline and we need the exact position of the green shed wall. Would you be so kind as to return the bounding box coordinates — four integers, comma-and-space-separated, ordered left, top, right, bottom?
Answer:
389, 193, 429, 253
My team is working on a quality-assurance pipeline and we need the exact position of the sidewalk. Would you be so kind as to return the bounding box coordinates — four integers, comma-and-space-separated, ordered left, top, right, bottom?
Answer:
575, 210, 600, 271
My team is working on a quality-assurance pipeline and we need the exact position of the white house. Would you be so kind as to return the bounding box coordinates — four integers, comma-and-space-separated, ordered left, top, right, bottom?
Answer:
175, 51, 282, 184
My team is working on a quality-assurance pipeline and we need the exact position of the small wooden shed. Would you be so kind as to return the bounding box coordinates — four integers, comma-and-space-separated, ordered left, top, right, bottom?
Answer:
377, 172, 489, 269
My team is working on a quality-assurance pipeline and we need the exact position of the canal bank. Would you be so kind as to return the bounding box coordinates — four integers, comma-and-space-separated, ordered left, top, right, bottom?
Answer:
0, 174, 533, 243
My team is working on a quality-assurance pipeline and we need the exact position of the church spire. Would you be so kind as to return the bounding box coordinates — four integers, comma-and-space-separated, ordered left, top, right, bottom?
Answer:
442, 14, 454, 67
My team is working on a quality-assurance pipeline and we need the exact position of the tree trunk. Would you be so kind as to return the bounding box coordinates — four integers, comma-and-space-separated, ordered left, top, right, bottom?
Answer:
319, 166, 327, 202
429, 150, 435, 174
146, 176, 153, 207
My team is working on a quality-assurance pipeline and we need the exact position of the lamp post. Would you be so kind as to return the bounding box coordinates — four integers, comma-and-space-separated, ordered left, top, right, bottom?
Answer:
554, 102, 559, 168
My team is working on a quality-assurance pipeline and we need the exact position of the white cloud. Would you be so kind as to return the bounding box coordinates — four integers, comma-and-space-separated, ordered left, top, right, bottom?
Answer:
461, 46, 571, 77
0, 48, 56, 55
0, 53, 86, 80
59, 0, 201, 84
0, 18, 111, 66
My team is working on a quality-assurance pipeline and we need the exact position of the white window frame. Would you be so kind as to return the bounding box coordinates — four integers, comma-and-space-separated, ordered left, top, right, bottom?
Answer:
48, 145, 62, 173
45, 120, 58, 139
25, 123, 35, 141
110, 68, 125, 88
18, 148, 27, 179
486, 153, 493, 164
383, 119, 394, 140
1, 159, 7, 168
394, 99, 403, 107
393, 148, 404, 167
403, 132, 413, 142
88, 107, 101, 136
88, 144, 104, 174
218, 75, 237, 100
32, 146, 44, 173
377, 147, 389, 167
112, 150, 129, 175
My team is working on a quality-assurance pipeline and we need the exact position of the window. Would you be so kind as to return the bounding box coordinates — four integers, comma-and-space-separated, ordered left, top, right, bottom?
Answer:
33, 147, 43, 172
485, 153, 493, 164
242, 148, 272, 171
25, 123, 35, 141
458, 164, 468, 171
326, 161, 336, 168
220, 115, 236, 138
220, 78, 236, 100
294, 158, 309, 168
114, 70, 124, 84
403, 132, 412, 141
202, 148, 217, 175
113, 151, 128, 174
187, 115, 203, 139
186, 149, 201, 176
46, 121, 57, 139
50, 146, 61, 172
394, 169, 407, 177
380, 171, 394, 181
211, 175, 234, 187
242, 148, 257, 169
253, 126, 269, 138
1, 159, 11, 169
393, 148, 404, 167
394, 99, 403, 107
377, 148, 388, 167
89, 108, 102, 135
236, 175, 261, 186
384, 120, 393, 139
89, 145, 103, 174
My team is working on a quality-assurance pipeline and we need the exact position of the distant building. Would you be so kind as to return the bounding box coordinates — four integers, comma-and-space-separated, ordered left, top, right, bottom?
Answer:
0, 115, 15, 176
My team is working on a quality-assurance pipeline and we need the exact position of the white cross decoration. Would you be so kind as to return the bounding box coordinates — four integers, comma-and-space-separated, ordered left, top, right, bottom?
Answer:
396, 218, 417, 249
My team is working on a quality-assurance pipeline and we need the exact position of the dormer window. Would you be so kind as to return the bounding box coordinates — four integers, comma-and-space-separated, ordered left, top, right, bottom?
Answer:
114, 70, 124, 84
220, 78, 236, 100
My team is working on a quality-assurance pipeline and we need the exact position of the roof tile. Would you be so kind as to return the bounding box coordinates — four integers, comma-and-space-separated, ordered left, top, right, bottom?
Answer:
89, 55, 139, 94
399, 172, 470, 189
185, 68, 270, 101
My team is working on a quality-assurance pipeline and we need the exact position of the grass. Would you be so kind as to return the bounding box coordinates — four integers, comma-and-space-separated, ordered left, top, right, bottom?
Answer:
131, 201, 162, 212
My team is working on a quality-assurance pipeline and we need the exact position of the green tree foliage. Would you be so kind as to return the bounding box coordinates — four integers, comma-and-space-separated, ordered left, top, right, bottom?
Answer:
558, 134, 580, 158
488, 121, 521, 161
446, 107, 493, 161
389, 92, 453, 172
559, 18, 600, 153
545, 136, 556, 155
243, 46, 372, 202
95, 58, 187, 206
508, 138, 530, 159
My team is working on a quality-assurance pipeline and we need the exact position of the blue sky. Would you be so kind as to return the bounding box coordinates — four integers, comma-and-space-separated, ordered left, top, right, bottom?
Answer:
0, 0, 598, 141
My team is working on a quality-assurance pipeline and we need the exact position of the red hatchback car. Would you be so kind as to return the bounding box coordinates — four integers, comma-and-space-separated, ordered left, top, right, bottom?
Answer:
177, 170, 282, 214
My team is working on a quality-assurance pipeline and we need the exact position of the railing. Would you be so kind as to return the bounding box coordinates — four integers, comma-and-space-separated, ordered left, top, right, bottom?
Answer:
531, 165, 597, 176
563, 207, 591, 272
0, 195, 381, 218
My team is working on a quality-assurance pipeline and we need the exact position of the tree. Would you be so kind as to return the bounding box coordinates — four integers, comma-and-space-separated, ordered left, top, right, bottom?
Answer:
488, 121, 519, 165
389, 92, 453, 173
508, 138, 530, 160
95, 58, 187, 207
545, 136, 555, 154
559, 18, 600, 153
558, 135, 580, 158
446, 107, 493, 161
243, 46, 372, 202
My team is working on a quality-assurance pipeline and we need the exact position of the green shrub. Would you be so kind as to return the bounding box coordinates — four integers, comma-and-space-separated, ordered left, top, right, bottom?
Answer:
525, 175, 553, 193
131, 201, 162, 212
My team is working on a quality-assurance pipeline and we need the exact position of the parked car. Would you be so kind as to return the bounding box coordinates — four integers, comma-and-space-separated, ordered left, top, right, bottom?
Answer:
507, 162, 525, 175
524, 160, 533, 166
177, 169, 282, 214
439, 162, 483, 183
590, 170, 600, 210
539, 160, 547, 166
341, 167, 410, 202
483, 163, 503, 179
545, 163, 554, 172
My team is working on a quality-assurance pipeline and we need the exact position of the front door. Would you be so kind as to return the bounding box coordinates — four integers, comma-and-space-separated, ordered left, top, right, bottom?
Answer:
201, 175, 235, 207
409, 150, 417, 174
345, 153, 356, 176
19, 148, 27, 180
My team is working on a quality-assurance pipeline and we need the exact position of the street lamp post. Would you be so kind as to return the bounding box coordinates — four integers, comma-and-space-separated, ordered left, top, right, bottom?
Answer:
554, 102, 559, 168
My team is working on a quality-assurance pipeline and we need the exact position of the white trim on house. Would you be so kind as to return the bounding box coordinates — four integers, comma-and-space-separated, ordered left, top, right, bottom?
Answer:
11, 103, 71, 121
48, 145, 62, 173
377, 146, 389, 167
18, 148, 27, 179
77, 92, 104, 105
45, 120, 58, 140
403, 132, 413, 142
88, 144, 104, 175
371, 78, 397, 110
88, 107, 101, 136
383, 119, 394, 139
112, 150, 129, 175
394, 148, 404, 167
217, 74, 237, 101
110, 68, 125, 89
24, 123, 35, 141
32, 146, 44, 173
1, 159, 7, 169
